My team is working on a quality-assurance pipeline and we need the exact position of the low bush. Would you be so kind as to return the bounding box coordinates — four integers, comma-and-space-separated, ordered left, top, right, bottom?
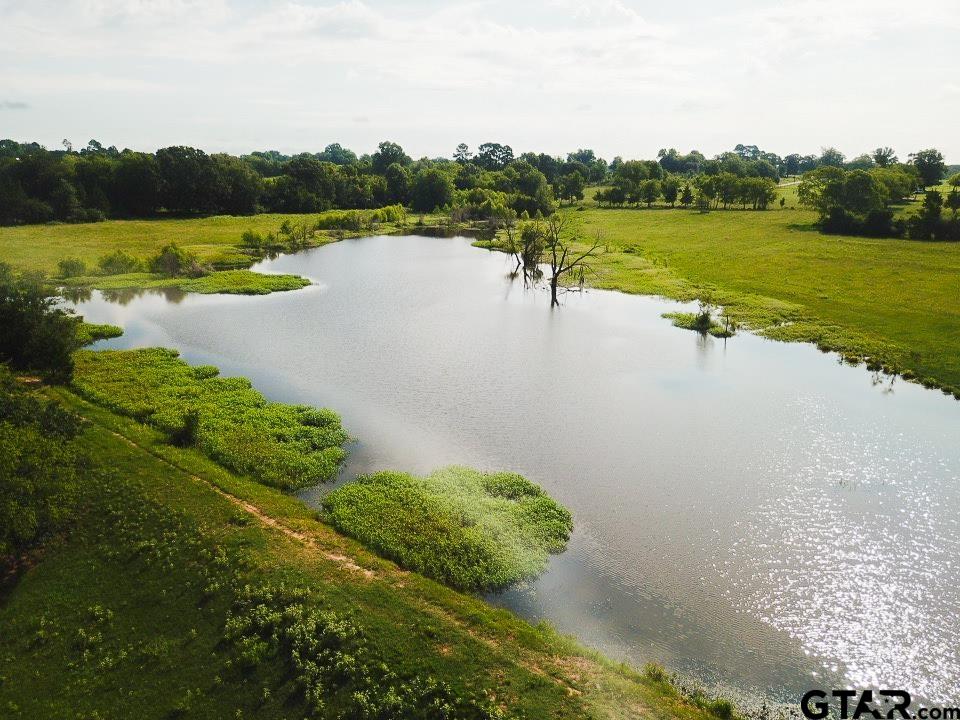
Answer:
313, 204, 406, 231
323, 466, 573, 592
662, 310, 735, 338
71, 348, 348, 490
97, 250, 142, 275
148, 243, 207, 277
314, 209, 365, 231
57, 257, 87, 278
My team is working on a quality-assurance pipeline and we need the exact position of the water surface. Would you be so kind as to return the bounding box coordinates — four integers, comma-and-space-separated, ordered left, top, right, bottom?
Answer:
70, 235, 960, 705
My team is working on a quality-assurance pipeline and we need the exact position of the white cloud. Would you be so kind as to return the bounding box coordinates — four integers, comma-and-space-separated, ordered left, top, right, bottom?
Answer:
1, 0, 958, 159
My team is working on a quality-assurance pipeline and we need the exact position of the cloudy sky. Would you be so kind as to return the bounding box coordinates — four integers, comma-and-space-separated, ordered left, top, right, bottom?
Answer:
2, 0, 958, 161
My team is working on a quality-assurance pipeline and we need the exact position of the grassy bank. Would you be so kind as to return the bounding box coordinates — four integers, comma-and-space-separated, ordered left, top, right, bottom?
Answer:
0, 213, 320, 273
0, 209, 438, 298
0, 378, 727, 719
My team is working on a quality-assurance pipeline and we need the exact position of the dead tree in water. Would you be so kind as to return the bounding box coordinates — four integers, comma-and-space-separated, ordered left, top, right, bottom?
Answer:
543, 214, 603, 307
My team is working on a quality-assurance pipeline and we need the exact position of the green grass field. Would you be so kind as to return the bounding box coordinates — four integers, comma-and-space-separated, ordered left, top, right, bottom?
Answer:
0, 214, 320, 273
0, 382, 725, 719
0, 211, 444, 275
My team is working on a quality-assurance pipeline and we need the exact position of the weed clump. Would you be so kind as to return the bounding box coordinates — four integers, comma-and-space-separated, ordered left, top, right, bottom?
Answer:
225, 583, 509, 719
663, 301, 736, 338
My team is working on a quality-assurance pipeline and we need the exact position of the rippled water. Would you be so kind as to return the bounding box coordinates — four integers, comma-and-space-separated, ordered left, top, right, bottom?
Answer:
68, 235, 960, 705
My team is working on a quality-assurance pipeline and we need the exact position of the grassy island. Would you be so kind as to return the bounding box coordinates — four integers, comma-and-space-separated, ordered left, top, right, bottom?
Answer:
324, 467, 573, 592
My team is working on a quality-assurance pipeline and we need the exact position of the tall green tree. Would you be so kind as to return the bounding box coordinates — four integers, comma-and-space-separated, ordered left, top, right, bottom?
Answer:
819, 147, 846, 167
317, 143, 358, 166
872, 147, 898, 167
639, 179, 661, 207
410, 168, 453, 212
908, 148, 946, 187
453, 143, 472, 164
371, 141, 411, 174
475, 143, 514, 171
156, 146, 214, 213
110, 152, 160, 216
384, 162, 412, 204
662, 177, 680, 206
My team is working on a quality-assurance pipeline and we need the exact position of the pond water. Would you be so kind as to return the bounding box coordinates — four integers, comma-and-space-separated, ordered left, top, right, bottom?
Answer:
68, 235, 960, 706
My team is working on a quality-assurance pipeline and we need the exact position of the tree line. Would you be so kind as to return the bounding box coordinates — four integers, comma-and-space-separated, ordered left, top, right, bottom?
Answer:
1, 137, 952, 230
1, 138, 557, 225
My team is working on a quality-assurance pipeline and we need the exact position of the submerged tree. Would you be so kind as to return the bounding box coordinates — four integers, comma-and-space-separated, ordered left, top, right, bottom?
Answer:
541, 214, 604, 307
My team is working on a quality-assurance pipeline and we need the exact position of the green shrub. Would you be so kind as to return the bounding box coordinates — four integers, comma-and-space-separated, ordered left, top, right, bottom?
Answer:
706, 698, 734, 720
57, 257, 86, 278
662, 310, 735, 338
315, 209, 364, 231
313, 205, 406, 232
370, 204, 406, 224
148, 243, 206, 278
71, 348, 348, 490
240, 229, 266, 249
97, 250, 142, 275
0, 263, 78, 381
324, 466, 573, 592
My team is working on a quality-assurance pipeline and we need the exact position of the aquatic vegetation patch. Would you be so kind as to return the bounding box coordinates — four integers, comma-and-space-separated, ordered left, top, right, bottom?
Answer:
62, 269, 310, 295
662, 311, 735, 338
76, 322, 123, 346
323, 466, 573, 592
176, 270, 311, 294
71, 348, 347, 489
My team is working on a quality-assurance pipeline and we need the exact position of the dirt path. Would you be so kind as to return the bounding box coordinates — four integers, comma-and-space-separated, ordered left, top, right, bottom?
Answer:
79, 407, 376, 579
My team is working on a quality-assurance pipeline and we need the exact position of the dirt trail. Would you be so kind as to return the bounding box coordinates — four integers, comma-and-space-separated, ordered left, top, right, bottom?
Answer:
81, 410, 376, 579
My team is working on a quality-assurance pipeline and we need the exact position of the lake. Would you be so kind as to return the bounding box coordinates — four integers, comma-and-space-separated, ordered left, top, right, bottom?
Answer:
68, 234, 960, 706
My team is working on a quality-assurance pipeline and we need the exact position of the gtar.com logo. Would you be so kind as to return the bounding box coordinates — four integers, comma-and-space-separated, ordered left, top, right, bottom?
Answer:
801, 690, 960, 720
